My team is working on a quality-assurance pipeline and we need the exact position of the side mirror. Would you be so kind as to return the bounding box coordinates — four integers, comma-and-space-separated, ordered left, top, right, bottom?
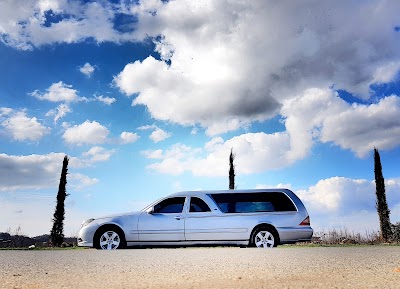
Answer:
147, 207, 154, 214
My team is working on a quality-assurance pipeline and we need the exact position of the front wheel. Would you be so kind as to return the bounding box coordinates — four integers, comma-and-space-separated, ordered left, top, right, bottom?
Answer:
94, 228, 126, 250
250, 227, 277, 248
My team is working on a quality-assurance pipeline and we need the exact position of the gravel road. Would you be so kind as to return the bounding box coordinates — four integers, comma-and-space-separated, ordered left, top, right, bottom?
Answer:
1, 246, 399, 289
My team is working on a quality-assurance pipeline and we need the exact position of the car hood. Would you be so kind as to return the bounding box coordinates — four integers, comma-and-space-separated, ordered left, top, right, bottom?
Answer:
94, 210, 143, 222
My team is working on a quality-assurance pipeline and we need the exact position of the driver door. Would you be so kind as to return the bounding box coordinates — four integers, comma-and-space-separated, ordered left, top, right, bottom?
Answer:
138, 197, 186, 241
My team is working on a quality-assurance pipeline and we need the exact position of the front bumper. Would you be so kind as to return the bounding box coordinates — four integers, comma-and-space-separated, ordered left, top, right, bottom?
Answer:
77, 239, 93, 247
77, 221, 100, 247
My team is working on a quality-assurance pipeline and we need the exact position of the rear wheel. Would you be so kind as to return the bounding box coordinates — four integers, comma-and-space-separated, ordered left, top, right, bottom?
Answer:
250, 227, 277, 248
94, 227, 126, 250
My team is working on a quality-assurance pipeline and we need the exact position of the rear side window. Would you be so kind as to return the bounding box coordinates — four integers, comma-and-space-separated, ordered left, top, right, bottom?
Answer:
209, 192, 296, 213
189, 197, 211, 212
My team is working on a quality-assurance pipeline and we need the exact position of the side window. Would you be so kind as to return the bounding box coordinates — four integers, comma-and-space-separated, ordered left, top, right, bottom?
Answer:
153, 197, 186, 213
209, 193, 296, 213
189, 197, 211, 212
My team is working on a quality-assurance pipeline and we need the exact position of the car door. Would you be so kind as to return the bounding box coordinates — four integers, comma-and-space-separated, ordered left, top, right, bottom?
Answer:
185, 195, 249, 241
138, 196, 186, 241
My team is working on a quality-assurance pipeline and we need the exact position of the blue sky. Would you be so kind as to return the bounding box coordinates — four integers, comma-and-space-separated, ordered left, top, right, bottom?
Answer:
1, 0, 400, 237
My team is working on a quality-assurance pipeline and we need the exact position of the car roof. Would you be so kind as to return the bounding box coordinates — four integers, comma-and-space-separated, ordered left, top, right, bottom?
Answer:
168, 188, 292, 197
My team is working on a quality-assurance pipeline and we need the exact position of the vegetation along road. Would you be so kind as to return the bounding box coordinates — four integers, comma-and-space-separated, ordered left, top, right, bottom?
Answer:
1, 246, 399, 289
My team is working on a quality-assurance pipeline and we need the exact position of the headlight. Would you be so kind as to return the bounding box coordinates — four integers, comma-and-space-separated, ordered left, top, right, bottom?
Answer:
81, 218, 95, 228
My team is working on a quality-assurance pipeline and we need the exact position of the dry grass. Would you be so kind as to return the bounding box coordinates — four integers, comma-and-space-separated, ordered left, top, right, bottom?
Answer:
311, 228, 384, 245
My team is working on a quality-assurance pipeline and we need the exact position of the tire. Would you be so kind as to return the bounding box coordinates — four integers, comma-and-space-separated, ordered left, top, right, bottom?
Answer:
250, 227, 278, 248
94, 227, 126, 250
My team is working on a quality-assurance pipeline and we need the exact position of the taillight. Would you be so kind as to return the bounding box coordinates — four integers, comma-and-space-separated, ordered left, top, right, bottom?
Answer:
299, 216, 310, 226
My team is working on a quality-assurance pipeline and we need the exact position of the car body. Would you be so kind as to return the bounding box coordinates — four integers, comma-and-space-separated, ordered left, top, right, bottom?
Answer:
77, 189, 313, 249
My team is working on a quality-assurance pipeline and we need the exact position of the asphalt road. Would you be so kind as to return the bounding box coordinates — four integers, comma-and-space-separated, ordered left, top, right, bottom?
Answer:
1, 246, 399, 289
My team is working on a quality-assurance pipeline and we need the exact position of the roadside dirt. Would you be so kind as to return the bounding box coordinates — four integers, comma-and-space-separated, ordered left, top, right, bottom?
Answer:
1, 246, 399, 289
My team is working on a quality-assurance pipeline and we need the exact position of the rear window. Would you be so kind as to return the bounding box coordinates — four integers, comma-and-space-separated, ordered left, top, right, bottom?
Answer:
209, 192, 296, 213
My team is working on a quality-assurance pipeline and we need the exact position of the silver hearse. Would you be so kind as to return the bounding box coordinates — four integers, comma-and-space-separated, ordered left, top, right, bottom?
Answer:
78, 189, 313, 249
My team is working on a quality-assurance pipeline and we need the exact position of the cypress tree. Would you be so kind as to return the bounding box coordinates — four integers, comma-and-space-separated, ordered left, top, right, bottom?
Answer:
229, 148, 235, 190
373, 148, 392, 242
51, 155, 69, 246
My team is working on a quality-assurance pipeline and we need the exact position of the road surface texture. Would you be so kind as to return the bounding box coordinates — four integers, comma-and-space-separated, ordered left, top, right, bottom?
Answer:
1, 246, 399, 289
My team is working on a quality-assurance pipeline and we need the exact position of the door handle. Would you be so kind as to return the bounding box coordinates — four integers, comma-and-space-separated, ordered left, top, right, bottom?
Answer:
174, 216, 182, 220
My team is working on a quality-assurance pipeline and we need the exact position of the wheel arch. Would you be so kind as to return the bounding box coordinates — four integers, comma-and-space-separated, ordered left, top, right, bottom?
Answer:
93, 223, 126, 249
249, 223, 280, 246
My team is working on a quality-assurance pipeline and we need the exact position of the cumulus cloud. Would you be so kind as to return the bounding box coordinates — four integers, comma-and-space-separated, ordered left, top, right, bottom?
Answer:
0, 151, 106, 192
142, 89, 400, 176
0, 0, 131, 50
0, 153, 68, 191
69, 173, 99, 191
282, 89, 400, 158
1, 110, 50, 142
30, 81, 82, 102
372, 62, 400, 84
138, 124, 172, 142
4, 1, 400, 143
150, 128, 171, 142
95, 95, 116, 105
320, 96, 400, 157
143, 144, 201, 175
79, 62, 95, 77
81, 146, 115, 163
295, 177, 400, 232
63, 120, 109, 145
0, 107, 13, 116
46, 103, 72, 123
143, 132, 292, 176
119, 132, 140, 144
113, 0, 400, 136
0, 153, 62, 191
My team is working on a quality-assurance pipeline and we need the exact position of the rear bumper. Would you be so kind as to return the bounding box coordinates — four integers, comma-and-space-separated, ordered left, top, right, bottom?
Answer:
277, 226, 313, 244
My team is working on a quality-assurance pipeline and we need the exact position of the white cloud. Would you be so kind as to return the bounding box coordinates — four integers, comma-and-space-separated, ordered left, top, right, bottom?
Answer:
143, 89, 400, 176
113, 0, 400, 136
143, 132, 292, 176
69, 173, 99, 191
79, 62, 95, 77
282, 89, 400, 158
1, 110, 50, 142
30, 81, 81, 102
320, 95, 400, 157
0, 107, 13, 117
372, 62, 400, 84
63, 120, 109, 145
0, 152, 97, 192
145, 144, 201, 176
142, 149, 163, 160
46, 103, 72, 123
138, 124, 171, 142
119, 132, 140, 144
81, 146, 115, 163
138, 124, 158, 130
0, 0, 131, 50
295, 177, 400, 232
150, 128, 171, 142
95, 95, 116, 105
0, 152, 64, 191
